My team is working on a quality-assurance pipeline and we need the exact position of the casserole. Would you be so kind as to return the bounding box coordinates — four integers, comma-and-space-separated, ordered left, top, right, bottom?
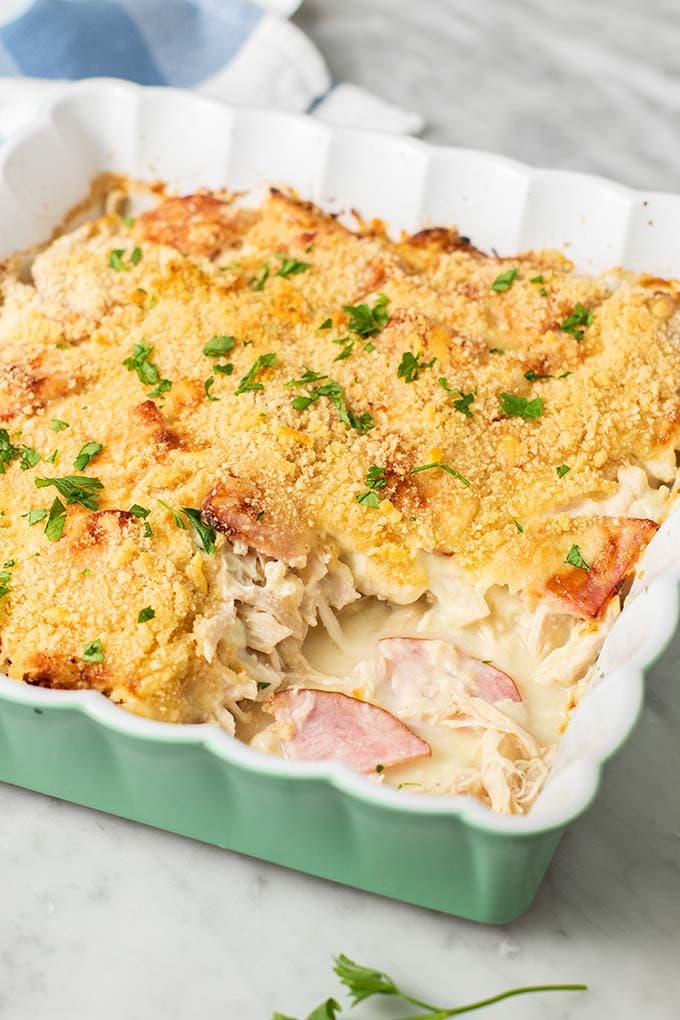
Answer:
0, 78, 678, 922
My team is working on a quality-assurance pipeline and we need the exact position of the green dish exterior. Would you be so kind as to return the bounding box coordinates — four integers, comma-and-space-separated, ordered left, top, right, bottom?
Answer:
0, 694, 563, 923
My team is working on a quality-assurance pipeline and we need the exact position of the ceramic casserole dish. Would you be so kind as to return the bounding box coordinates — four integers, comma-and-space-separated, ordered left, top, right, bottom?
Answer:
0, 78, 679, 924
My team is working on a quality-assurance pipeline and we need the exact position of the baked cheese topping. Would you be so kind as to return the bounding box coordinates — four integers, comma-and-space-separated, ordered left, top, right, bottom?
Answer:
0, 183, 678, 812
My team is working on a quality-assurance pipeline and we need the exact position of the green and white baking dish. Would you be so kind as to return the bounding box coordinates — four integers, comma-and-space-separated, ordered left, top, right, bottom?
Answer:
1, 78, 679, 924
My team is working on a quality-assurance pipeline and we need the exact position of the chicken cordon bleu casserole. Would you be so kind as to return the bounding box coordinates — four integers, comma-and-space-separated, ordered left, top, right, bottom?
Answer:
0, 182, 678, 814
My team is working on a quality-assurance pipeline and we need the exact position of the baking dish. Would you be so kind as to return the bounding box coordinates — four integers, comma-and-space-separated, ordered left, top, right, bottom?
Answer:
1, 77, 679, 923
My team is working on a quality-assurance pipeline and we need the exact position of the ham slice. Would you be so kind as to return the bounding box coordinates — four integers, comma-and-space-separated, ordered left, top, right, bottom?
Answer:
272, 688, 431, 772
546, 517, 657, 618
136, 194, 255, 258
377, 637, 521, 705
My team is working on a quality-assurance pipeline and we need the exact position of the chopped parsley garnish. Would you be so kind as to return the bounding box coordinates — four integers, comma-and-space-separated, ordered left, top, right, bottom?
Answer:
82, 638, 104, 663
137, 607, 155, 624
0, 429, 21, 473
34, 475, 104, 511
27, 508, 47, 525
147, 378, 172, 400
235, 353, 276, 395
156, 502, 216, 553
513, 519, 524, 533
181, 507, 217, 554
439, 377, 475, 418
556, 464, 570, 478
334, 341, 354, 362
19, 447, 40, 471
257, 681, 271, 691
356, 464, 387, 508
44, 497, 67, 541
275, 253, 310, 278
129, 504, 150, 519
498, 392, 543, 419
530, 275, 544, 284
45, 451, 58, 464
73, 441, 103, 471
489, 347, 504, 354
319, 318, 333, 330
213, 363, 234, 375
286, 370, 328, 388
491, 267, 519, 292
566, 544, 590, 571
343, 294, 389, 338
524, 370, 554, 382
123, 339, 161, 386
122, 215, 135, 228
204, 377, 219, 402
203, 335, 235, 358
50, 419, 69, 433
252, 262, 270, 291
410, 461, 471, 487
397, 351, 436, 383
108, 247, 142, 271
560, 304, 593, 341
291, 379, 374, 433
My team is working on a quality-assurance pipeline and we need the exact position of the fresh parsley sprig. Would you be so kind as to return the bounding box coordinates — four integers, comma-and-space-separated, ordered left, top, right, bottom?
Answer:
34, 475, 104, 511
273, 954, 586, 1019
439, 378, 475, 418
122, 339, 171, 399
397, 351, 436, 383
356, 464, 387, 508
566, 543, 590, 571
343, 294, 389, 338
290, 379, 374, 434
560, 304, 593, 341
157, 501, 217, 554
235, 353, 276, 395
498, 392, 543, 419
108, 246, 142, 271
410, 461, 471, 487
491, 267, 519, 292
275, 252, 310, 278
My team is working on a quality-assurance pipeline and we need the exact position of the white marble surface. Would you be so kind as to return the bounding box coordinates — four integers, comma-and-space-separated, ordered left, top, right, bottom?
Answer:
2, 2, 680, 1018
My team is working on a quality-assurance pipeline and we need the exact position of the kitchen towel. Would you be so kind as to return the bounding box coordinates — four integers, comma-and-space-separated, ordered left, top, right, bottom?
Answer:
0, 0, 424, 139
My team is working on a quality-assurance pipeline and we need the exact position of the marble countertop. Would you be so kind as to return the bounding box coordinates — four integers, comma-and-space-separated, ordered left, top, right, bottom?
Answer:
2, 2, 680, 1018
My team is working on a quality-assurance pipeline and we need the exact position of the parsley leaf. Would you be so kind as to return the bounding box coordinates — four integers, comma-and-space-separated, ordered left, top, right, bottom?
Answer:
147, 379, 172, 400
530, 275, 544, 284
275, 253, 310, 278
203, 335, 235, 358
556, 464, 570, 478
286, 370, 328, 388
397, 351, 436, 383
19, 447, 40, 471
513, 519, 524, 533
213, 363, 234, 375
34, 475, 103, 511
82, 638, 104, 663
524, 370, 553, 382
157, 499, 186, 529
108, 247, 141, 271
319, 318, 332, 330
343, 294, 389, 338
491, 267, 519, 292
27, 507, 47, 526
123, 339, 160, 386
498, 392, 543, 419
181, 507, 217, 554
410, 461, 471, 487
235, 353, 277, 395
128, 504, 150, 519
44, 497, 66, 541
252, 263, 270, 291
291, 379, 374, 433
73, 442, 103, 471
204, 377, 219, 402
122, 215, 135, 228
0, 429, 21, 473
560, 304, 593, 341
356, 464, 387, 508
137, 607, 155, 624
439, 377, 475, 418
566, 544, 590, 571
50, 419, 69, 432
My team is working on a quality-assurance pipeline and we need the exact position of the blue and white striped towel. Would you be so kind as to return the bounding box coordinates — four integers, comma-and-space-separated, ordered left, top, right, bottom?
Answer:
0, 0, 423, 140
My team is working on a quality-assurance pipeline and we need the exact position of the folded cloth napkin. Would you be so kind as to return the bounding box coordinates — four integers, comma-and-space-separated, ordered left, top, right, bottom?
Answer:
0, 0, 424, 140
